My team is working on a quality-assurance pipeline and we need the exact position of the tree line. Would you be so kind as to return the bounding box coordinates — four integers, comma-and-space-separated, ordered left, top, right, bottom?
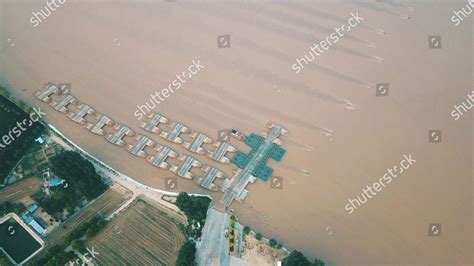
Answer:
32, 151, 108, 220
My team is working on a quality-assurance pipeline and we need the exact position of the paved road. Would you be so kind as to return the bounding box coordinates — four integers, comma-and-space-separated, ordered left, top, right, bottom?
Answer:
196, 207, 230, 266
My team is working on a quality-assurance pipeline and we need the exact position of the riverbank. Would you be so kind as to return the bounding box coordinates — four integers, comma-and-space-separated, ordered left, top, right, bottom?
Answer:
46, 123, 215, 218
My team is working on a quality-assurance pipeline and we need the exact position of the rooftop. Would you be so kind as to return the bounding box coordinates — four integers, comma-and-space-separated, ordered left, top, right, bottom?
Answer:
50, 176, 64, 187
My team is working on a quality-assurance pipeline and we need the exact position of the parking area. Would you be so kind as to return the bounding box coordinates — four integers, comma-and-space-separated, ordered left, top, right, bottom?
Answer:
196, 207, 230, 266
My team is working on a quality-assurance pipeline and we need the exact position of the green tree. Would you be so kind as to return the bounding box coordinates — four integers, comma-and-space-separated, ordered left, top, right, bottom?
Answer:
314, 258, 325, 266
34, 245, 77, 266
255, 232, 262, 240
243, 226, 251, 235
0, 254, 13, 266
175, 192, 211, 238
70, 239, 84, 250
282, 250, 313, 266
0, 86, 10, 97
269, 238, 278, 248
38, 151, 108, 217
175, 240, 196, 266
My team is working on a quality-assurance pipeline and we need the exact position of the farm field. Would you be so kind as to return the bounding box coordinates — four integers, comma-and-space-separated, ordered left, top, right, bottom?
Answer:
0, 177, 42, 203
86, 197, 186, 265
46, 184, 132, 246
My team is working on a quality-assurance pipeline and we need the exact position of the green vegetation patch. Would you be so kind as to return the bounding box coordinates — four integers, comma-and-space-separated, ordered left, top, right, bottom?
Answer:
175, 240, 196, 266
0, 202, 27, 216
282, 250, 325, 266
0, 95, 45, 183
28, 245, 77, 266
175, 192, 211, 239
65, 216, 109, 245
32, 151, 108, 219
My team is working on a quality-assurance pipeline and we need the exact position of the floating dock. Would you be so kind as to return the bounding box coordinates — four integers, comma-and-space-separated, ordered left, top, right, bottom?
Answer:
68, 104, 95, 124
210, 142, 236, 164
148, 146, 176, 169
173, 155, 201, 179
107, 125, 133, 146
198, 166, 226, 191
128, 136, 155, 157
162, 123, 187, 143
141, 113, 168, 133
87, 115, 114, 136
51, 94, 77, 113
35, 84, 61, 103
184, 132, 211, 154
221, 124, 286, 208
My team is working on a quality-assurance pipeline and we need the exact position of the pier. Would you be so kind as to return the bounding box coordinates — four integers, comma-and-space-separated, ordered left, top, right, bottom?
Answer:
127, 135, 155, 157
141, 113, 168, 133
161, 123, 188, 143
107, 125, 134, 146
172, 155, 201, 179
184, 132, 211, 154
51, 94, 77, 113
198, 166, 226, 191
35, 84, 61, 103
221, 124, 286, 208
147, 146, 176, 169
68, 104, 95, 124
87, 115, 114, 136
210, 142, 236, 164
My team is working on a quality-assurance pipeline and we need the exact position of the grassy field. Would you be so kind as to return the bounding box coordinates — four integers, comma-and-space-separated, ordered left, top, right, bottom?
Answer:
86, 197, 186, 265
46, 184, 132, 246
0, 95, 45, 183
0, 177, 42, 203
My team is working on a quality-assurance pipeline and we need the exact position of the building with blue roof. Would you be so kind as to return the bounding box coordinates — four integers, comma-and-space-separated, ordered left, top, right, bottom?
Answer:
35, 137, 45, 144
21, 213, 47, 235
28, 219, 46, 235
28, 204, 39, 214
21, 213, 34, 224
50, 176, 65, 187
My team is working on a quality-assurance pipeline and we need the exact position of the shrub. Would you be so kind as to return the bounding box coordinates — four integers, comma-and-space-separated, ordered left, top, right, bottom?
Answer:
314, 258, 325, 266
269, 238, 278, 248
255, 233, 262, 240
243, 226, 251, 235
175, 240, 196, 266
282, 250, 325, 266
